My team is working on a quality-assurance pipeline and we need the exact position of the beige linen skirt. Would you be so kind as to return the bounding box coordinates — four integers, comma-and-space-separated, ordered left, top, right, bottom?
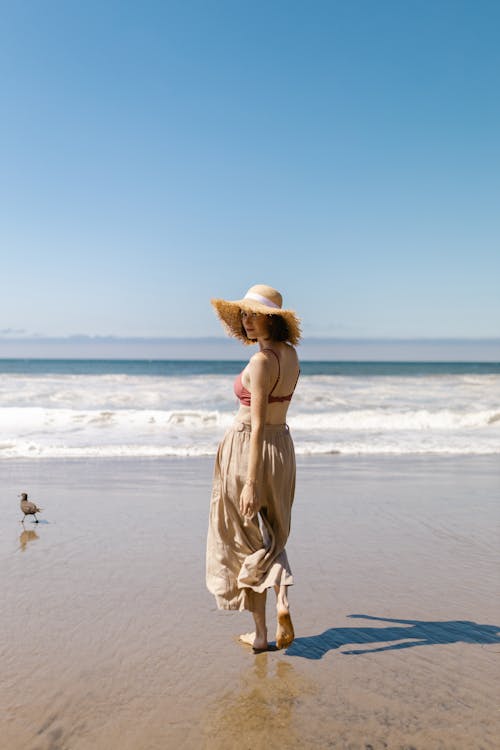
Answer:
206, 421, 295, 612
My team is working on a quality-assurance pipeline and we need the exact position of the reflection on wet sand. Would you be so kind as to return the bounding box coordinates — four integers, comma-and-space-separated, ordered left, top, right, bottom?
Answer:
19, 529, 39, 551
203, 655, 316, 750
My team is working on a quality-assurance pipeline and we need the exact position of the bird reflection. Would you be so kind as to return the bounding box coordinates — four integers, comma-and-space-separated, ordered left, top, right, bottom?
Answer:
203, 656, 315, 749
19, 529, 39, 551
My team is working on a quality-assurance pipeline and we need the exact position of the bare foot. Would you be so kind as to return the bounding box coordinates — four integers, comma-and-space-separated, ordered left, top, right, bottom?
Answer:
238, 631, 268, 652
276, 610, 295, 649
238, 632, 256, 646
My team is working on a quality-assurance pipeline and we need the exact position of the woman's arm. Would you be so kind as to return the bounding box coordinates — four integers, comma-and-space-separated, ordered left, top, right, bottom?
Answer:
239, 353, 270, 518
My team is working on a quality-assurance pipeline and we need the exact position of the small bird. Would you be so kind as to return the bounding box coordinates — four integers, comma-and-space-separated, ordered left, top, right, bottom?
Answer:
19, 492, 43, 523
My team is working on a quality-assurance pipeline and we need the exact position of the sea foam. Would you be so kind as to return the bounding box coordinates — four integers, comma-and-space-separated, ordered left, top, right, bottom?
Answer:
0, 370, 499, 458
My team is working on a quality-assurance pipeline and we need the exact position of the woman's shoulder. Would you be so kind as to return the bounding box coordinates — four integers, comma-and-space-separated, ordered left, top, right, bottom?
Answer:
249, 350, 274, 368
250, 345, 299, 374
248, 350, 280, 380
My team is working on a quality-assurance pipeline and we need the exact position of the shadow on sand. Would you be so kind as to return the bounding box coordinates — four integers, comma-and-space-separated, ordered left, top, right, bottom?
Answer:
286, 614, 500, 659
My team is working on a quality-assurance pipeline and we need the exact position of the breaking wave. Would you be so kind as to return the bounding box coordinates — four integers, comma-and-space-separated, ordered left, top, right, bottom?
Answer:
1, 370, 499, 458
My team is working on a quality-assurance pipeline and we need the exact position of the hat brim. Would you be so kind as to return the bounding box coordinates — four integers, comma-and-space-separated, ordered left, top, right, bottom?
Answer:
211, 298, 301, 346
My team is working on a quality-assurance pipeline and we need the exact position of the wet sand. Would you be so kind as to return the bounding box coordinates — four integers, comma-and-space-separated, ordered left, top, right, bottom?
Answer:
1, 455, 499, 749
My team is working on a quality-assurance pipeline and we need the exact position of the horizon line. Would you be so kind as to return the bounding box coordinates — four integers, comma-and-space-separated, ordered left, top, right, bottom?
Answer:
1, 335, 499, 343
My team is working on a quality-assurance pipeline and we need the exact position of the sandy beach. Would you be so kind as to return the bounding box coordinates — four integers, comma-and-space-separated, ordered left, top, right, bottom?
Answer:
2, 455, 499, 749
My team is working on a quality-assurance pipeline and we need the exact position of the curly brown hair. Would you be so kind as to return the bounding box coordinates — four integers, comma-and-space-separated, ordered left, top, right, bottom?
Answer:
241, 314, 291, 343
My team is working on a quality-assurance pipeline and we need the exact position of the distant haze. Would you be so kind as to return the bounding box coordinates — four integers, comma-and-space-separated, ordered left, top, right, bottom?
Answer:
0, 337, 498, 362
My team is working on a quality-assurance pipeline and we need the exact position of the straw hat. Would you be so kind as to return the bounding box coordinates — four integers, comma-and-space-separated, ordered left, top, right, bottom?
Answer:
211, 284, 301, 346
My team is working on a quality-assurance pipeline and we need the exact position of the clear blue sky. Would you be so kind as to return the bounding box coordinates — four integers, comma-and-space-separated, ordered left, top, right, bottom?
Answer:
1, 0, 499, 342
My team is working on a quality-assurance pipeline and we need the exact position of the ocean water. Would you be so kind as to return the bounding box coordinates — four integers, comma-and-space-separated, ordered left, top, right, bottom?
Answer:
0, 359, 499, 458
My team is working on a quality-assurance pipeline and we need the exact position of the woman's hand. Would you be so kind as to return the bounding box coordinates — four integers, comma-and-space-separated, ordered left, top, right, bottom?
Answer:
240, 481, 260, 518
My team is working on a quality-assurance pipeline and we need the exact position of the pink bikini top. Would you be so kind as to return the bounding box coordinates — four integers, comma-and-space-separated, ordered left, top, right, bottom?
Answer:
234, 349, 300, 407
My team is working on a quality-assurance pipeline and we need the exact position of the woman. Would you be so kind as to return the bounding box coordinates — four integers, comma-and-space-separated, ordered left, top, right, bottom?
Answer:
206, 284, 301, 653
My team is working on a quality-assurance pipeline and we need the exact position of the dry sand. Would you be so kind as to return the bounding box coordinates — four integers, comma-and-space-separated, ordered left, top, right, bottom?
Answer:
1, 455, 499, 749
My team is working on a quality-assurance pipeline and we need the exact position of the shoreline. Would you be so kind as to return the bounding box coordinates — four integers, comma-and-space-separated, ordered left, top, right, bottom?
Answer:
2, 449, 499, 462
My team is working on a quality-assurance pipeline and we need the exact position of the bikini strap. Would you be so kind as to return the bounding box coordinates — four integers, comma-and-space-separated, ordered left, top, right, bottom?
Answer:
290, 367, 301, 395
262, 348, 281, 396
